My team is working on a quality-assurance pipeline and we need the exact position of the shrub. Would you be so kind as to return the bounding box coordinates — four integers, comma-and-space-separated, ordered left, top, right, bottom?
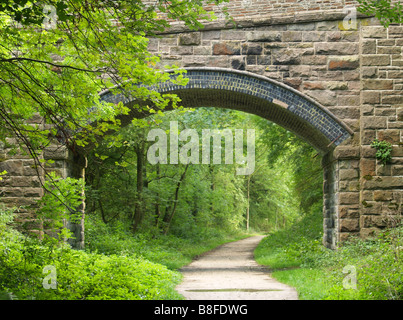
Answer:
0, 205, 182, 300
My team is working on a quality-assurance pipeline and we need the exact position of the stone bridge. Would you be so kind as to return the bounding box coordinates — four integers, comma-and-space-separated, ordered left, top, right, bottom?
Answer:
1, 1, 402, 249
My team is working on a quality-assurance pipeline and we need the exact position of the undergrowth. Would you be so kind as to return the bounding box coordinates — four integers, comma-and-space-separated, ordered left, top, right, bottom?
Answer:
255, 202, 403, 300
0, 206, 248, 300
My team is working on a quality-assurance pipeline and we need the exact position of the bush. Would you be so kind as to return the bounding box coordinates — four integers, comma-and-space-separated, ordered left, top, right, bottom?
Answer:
255, 201, 403, 300
324, 227, 403, 300
0, 206, 182, 300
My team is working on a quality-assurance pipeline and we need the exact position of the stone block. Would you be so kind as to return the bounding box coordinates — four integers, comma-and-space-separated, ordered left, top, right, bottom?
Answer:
43, 146, 69, 160
306, 89, 336, 106
377, 130, 401, 144
272, 49, 301, 65
301, 55, 327, 65
361, 216, 390, 228
362, 130, 376, 145
170, 46, 193, 55
388, 26, 403, 37
362, 40, 376, 54
339, 169, 359, 181
333, 146, 360, 159
392, 165, 403, 176
362, 116, 387, 129
213, 42, 241, 55
362, 26, 387, 38
245, 31, 281, 42
328, 55, 359, 70
360, 158, 376, 177
242, 43, 263, 55
302, 81, 325, 90
361, 146, 376, 158
221, 30, 245, 41
377, 46, 401, 54
362, 80, 393, 90
363, 176, 403, 190
0, 160, 23, 176
315, 42, 359, 55
302, 31, 326, 42
282, 31, 302, 42
339, 205, 360, 219
339, 218, 360, 232
362, 91, 380, 104
374, 190, 393, 201
362, 55, 390, 66
339, 192, 360, 205
327, 81, 349, 90
381, 95, 403, 105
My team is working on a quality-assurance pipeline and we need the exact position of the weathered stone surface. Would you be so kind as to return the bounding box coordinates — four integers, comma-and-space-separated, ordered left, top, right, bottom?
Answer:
361, 158, 376, 177
374, 190, 393, 201
306, 89, 336, 106
315, 42, 359, 55
362, 80, 394, 90
334, 146, 360, 159
340, 218, 360, 232
362, 117, 387, 129
179, 32, 201, 46
245, 31, 282, 42
363, 176, 403, 190
213, 42, 241, 55
377, 130, 401, 144
362, 26, 388, 38
339, 192, 360, 205
362, 55, 390, 66
328, 56, 359, 70
272, 49, 301, 65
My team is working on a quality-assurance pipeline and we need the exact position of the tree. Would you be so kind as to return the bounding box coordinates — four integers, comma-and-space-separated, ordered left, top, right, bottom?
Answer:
0, 0, 229, 246
0, 0, 228, 170
357, 0, 403, 27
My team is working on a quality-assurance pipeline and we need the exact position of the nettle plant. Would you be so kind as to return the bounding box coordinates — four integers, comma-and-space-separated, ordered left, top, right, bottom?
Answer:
371, 139, 393, 166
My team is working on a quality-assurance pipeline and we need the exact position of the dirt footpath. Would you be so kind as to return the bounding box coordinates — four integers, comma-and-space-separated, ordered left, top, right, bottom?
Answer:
175, 235, 298, 300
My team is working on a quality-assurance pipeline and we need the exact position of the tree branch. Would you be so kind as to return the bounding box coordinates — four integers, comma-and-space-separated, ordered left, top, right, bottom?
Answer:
0, 57, 105, 73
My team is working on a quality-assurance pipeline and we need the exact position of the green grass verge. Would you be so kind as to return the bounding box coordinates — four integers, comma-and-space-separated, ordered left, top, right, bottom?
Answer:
254, 203, 403, 300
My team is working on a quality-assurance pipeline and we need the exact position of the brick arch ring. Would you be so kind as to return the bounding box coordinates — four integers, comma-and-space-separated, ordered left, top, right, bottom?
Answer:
99, 67, 354, 154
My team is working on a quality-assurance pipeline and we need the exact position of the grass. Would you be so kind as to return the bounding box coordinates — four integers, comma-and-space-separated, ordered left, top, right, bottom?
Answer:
85, 215, 252, 270
271, 268, 330, 300
254, 203, 403, 300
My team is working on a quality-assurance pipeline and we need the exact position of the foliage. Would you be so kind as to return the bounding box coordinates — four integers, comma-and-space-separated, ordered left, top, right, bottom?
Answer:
85, 214, 248, 270
0, 0, 228, 196
85, 109, 308, 236
357, 0, 403, 27
0, 204, 183, 300
255, 206, 403, 300
371, 139, 392, 166
36, 172, 85, 242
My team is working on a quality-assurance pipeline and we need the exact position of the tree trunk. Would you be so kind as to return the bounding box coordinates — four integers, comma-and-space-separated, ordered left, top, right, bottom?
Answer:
132, 141, 145, 233
163, 164, 189, 235
246, 175, 250, 231
67, 152, 87, 249
154, 163, 161, 227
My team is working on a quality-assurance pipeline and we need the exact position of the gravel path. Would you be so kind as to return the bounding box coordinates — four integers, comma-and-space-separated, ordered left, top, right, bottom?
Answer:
175, 235, 298, 300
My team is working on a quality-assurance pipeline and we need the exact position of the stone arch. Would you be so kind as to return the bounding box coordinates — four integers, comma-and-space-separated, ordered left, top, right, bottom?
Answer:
93, 67, 354, 249
100, 67, 353, 154
0, 67, 354, 250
